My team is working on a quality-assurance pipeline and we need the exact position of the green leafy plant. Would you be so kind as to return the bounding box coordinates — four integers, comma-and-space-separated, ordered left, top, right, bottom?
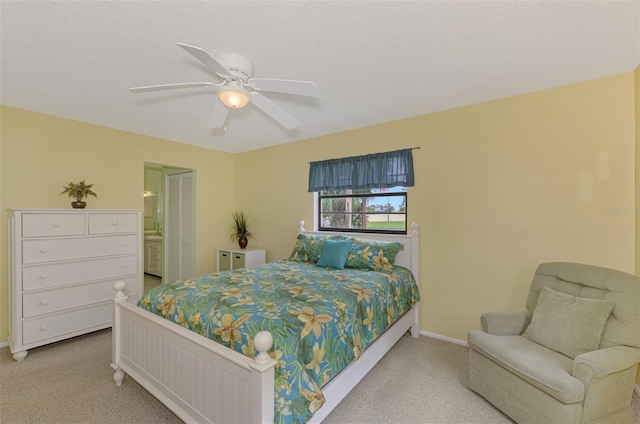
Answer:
229, 211, 254, 243
60, 180, 98, 202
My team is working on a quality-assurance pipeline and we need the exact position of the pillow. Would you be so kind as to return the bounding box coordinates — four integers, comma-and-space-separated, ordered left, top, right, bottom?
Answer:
345, 238, 404, 273
316, 240, 353, 270
289, 233, 345, 263
522, 285, 615, 359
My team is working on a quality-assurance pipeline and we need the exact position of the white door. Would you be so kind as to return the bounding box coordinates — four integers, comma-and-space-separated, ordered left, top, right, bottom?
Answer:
165, 172, 195, 282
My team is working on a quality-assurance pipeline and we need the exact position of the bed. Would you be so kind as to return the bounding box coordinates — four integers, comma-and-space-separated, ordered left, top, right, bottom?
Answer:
111, 221, 421, 423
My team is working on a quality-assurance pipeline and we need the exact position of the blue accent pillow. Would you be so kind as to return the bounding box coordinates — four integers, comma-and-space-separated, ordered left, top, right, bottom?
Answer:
316, 240, 353, 270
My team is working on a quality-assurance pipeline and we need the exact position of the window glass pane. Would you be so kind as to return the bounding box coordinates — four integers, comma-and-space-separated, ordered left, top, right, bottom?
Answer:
319, 187, 407, 234
366, 213, 406, 231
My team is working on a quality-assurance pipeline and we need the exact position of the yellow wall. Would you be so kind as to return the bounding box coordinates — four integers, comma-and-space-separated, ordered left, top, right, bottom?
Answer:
236, 73, 636, 341
0, 106, 236, 341
144, 166, 162, 193
1, 72, 637, 357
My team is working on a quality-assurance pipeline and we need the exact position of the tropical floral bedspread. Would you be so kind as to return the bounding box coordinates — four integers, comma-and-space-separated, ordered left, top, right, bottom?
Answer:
138, 260, 420, 423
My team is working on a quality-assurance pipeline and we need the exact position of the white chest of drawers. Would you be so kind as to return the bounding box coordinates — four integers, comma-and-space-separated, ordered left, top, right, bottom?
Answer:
8, 209, 143, 361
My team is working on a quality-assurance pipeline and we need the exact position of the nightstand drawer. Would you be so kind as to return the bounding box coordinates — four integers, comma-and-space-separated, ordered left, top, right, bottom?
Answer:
21, 213, 86, 238
89, 213, 139, 234
218, 250, 231, 271
23, 255, 137, 291
232, 253, 245, 269
22, 234, 137, 264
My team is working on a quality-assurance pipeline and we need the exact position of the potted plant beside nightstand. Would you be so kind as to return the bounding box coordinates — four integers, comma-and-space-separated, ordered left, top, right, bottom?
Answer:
229, 211, 254, 249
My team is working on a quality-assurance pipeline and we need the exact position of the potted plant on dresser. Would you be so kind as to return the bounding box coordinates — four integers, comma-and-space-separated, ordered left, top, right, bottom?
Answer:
60, 180, 97, 208
229, 211, 254, 249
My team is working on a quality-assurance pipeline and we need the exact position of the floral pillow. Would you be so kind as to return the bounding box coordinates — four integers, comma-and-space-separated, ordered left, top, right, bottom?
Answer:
289, 233, 346, 263
345, 238, 404, 272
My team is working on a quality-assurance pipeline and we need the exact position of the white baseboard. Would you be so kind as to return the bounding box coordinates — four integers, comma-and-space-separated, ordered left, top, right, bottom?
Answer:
420, 330, 468, 347
0, 341, 8, 349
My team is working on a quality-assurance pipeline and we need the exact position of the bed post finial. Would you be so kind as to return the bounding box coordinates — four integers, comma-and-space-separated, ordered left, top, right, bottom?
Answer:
253, 331, 273, 365
411, 222, 419, 236
113, 280, 127, 300
298, 220, 306, 234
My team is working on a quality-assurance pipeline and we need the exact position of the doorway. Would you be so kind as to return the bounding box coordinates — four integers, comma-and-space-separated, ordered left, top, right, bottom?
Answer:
143, 163, 196, 287
165, 170, 195, 282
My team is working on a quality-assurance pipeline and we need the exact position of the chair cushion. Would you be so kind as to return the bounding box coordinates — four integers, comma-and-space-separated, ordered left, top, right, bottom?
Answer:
468, 331, 585, 404
528, 262, 640, 350
523, 286, 614, 359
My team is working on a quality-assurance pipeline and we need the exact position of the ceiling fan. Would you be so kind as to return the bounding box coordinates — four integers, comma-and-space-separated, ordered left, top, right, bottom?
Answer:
129, 43, 319, 130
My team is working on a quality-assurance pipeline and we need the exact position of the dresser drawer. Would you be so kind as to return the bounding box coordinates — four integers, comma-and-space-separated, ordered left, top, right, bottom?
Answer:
148, 262, 162, 275
89, 213, 139, 234
22, 213, 86, 238
23, 255, 138, 291
22, 303, 112, 345
23, 276, 138, 318
22, 234, 137, 264
149, 250, 162, 261
148, 242, 161, 255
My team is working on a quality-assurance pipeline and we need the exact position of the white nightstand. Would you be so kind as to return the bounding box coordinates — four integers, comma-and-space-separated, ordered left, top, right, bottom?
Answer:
217, 247, 266, 272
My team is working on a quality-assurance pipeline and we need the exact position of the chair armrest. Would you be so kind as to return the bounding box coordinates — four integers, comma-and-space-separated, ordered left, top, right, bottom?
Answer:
480, 311, 531, 336
573, 346, 640, 381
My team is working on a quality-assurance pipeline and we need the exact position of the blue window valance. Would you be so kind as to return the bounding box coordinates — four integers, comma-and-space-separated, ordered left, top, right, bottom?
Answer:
308, 148, 415, 192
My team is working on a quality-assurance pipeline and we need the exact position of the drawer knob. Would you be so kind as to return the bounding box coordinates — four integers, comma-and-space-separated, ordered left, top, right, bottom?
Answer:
40, 325, 47, 331
40, 300, 48, 305
53, 223, 59, 227
120, 264, 128, 269
120, 243, 128, 247
112, 221, 119, 226
40, 249, 47, 254
39, 275, 47, 279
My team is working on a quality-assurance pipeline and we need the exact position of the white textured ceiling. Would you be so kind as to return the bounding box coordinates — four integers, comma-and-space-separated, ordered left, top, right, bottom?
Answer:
1, 1, 639, 154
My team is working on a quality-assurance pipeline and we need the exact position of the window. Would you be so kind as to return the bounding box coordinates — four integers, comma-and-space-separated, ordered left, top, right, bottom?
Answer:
309, 148, 414, 234
318, 186, 407, 234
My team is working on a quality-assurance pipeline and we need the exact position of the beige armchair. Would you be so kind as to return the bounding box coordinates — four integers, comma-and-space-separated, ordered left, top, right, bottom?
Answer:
468, 262, 640, 424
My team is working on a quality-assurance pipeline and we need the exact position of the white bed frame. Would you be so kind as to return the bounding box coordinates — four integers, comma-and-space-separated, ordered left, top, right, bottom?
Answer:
112, 221, 420, 423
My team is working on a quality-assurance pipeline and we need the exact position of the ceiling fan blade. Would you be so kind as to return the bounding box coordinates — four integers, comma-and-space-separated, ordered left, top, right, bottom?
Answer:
208, 99, 229, 128
250, 92, 300, 129
129, 82, 216, 93
250, 78, 318, 97
177, 43, 230, 77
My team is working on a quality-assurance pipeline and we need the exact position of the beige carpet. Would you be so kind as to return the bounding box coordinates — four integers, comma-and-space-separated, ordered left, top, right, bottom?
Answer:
1, 329, 639, 423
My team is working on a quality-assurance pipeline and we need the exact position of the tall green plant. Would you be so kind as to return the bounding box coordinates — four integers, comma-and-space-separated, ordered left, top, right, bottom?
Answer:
229, 211, 254, 242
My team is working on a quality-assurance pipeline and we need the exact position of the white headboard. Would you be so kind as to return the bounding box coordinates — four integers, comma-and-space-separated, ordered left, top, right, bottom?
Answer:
298, 220, 420, 284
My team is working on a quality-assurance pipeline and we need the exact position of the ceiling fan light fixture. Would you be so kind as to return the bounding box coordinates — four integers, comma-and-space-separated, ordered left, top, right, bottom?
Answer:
218, 85, 250, 109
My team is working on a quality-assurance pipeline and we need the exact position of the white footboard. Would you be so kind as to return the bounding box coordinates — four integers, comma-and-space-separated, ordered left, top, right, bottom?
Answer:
111, 282, 276, 424
111, 220, 421, 424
